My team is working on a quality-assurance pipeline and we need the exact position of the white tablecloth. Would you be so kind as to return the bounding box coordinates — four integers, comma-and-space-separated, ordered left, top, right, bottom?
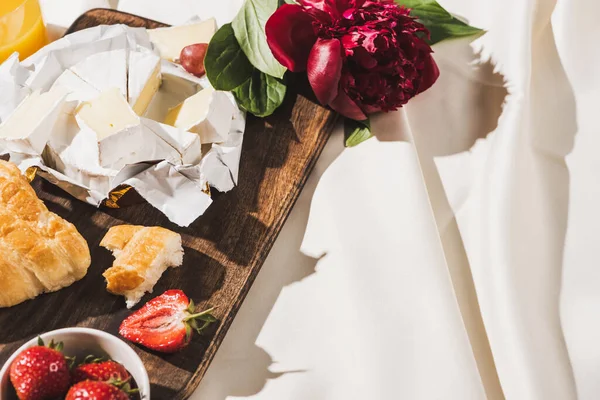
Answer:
37, 0, 599, 398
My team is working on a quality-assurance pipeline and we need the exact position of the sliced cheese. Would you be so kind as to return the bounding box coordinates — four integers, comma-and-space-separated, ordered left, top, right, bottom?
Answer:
141, 118, 202, 165
70, 49, 128, 98
75, 88, 180, 170
0, 86, 68, 154
148, 19, 217, 62
51, 69, 100, 102
143, 61, 203, 122
164, 87, 234, 144
128, 50, 161, 116
76, 87, 140, 141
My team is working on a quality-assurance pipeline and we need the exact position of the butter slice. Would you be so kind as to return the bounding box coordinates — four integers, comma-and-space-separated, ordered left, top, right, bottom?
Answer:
0, 87, 67, 154
128, 50, 161, 116
51, 69, 100, 102
148, 19, 217, 62
70, 49, 128, 98
164, 87, 234, 144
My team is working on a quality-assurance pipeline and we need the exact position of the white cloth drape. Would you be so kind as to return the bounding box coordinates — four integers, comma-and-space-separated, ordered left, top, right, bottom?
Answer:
37, 0, 599, 398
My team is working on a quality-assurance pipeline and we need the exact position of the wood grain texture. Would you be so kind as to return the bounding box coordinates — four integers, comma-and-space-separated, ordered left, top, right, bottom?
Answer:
0, 9, 338, 399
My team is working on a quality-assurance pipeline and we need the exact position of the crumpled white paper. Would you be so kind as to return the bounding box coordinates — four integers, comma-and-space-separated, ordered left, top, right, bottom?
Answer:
0, 24, 246, 227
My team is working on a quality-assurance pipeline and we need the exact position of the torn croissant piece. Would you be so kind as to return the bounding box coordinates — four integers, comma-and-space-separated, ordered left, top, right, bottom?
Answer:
101, 225, 184, 308
0, 160, 91, 308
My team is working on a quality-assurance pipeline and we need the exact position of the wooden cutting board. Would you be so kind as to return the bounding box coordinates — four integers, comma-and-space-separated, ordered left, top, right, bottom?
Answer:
0, 9, 338, 399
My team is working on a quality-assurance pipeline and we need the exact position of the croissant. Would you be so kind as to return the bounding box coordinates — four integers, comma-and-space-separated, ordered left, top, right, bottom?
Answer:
101, 225, 183, 308
0, 160, 91, 307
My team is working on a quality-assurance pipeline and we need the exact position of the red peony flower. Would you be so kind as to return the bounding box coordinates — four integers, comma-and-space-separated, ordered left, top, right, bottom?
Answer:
266, 0, 440, 120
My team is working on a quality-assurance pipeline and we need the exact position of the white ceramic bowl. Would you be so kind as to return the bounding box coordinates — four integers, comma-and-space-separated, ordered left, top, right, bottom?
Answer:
0, 327, 150, 399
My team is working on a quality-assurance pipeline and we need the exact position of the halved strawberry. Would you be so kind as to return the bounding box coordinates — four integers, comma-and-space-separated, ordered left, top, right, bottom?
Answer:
9, 338, 71, 400
72, 359, 130, 385
119, 290, 216, 353
66, 380, 129, 400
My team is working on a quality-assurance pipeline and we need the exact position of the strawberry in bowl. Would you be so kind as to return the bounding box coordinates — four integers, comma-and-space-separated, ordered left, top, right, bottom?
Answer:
8, 338, 71, 400
0, 328, 150, 399
66, 380, 131, 400
72, 358, 131, 384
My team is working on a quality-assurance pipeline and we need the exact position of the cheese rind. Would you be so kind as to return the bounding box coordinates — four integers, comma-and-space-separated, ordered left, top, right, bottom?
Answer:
141, 118, 202, 165
0, 87, 68, 154
70, 49, 128, 98
128, 50, 161, 116
148, 19, 217, 62
51, 69, 100, 102
164, 87, 234, 144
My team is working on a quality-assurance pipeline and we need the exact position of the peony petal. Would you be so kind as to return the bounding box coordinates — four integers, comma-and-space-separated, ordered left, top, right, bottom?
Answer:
307, 38, 344, 105
298, 0, 327, 10
330, 90, 367, 120
298, 0, 362, 19
305, 7, 333, 24
298, 0, 338, 17
351, 47, 378, 69
417, 54, 440, 94
266, 5, 318, 72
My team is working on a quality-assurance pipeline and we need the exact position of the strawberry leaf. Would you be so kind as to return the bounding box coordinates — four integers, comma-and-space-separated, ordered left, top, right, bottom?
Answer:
82, 354, 106, 364
185, 323, 193, 344
66, 356, 77, 370
184, 307, 218, 335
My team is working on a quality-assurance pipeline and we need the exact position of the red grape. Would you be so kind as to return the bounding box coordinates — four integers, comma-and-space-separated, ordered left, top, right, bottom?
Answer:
180, 43, 209, 77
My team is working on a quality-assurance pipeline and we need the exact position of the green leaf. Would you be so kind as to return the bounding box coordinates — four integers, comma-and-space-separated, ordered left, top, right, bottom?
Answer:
232, 0, 287, 79
205, 23, 255, 91
232, 69, 287, 117
396, 0, 483, 45
187, 299, 195, 313
344, 119, 373, 147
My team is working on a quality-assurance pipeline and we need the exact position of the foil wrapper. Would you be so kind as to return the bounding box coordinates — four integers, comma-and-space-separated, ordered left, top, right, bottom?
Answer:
0, 24, 245, 227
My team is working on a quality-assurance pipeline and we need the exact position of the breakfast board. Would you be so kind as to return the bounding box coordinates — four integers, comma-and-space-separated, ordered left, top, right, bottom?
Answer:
0, 8, 338, 399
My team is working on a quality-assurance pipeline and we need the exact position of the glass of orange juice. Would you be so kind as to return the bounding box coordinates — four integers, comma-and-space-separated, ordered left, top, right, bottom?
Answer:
0, 0, 47, 63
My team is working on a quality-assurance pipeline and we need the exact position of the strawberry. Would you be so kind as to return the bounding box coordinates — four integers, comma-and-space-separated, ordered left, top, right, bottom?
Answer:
119, 289, 216, 353
72, 359, 130, 384
66, 380, 129, 400
9, 338, 71, 400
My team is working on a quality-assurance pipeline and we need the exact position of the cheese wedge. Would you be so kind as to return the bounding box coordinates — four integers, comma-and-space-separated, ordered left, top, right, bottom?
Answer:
51, 69, 100, 102
143, 62, 203, 122
164, 87, 234, 144
148, 19, 217, 62
128, 50, 161, 116
75, 88, 181, 170
0, 87, 67, 154
70, 49, 128, 98
141, 118, 202, 165
76, 87, 140, 141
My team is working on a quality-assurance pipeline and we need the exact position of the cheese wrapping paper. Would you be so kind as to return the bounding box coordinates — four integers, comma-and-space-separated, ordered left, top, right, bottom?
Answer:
0, 24, 246, 227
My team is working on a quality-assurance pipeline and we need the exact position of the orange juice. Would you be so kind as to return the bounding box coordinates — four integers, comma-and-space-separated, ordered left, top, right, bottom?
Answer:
0, 0, 47, 62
